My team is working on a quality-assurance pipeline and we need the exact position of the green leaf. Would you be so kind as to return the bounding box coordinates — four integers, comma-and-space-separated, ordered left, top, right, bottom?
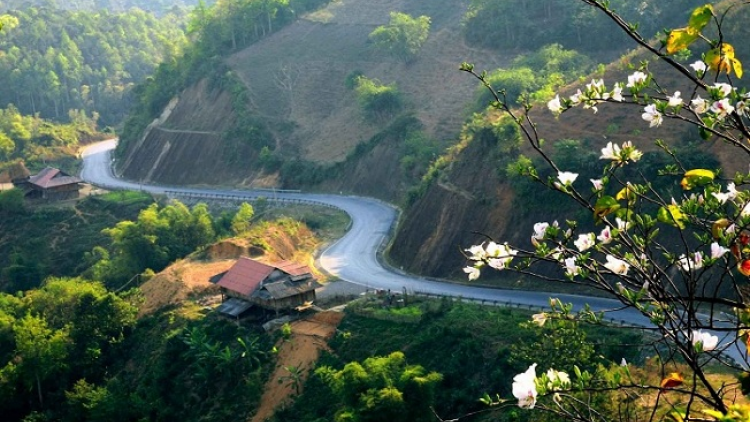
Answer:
657, 205, 687, 229
594, 196, 621, 223
688, 4, 713, 32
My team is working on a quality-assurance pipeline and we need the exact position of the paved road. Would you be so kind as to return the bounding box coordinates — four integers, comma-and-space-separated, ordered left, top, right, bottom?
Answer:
81, 140, 746, 363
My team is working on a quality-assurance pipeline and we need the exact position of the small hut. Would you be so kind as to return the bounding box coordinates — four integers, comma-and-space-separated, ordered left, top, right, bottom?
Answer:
215, 257, 320, 317
13, 167, 82, 200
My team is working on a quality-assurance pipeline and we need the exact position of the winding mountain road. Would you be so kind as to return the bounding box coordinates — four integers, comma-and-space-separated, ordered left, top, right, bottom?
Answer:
80, 140, 746, 363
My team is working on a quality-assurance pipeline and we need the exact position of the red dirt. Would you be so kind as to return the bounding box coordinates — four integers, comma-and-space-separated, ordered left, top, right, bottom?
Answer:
250, 311, 344, 422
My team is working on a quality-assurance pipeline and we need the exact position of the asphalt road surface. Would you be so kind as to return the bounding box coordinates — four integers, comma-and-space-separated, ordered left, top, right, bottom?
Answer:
80, 140, 746, 363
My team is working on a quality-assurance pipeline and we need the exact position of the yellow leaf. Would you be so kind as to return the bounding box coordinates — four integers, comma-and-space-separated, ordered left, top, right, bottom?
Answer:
660, 372, 684, 389
680, 169, 715, 190
706, 44, 738, 76
732, 57, 743, 79
667, 28, 699, 55
658, 205, 687, 229
615, 185, 636, 202
688, 4, 713, 32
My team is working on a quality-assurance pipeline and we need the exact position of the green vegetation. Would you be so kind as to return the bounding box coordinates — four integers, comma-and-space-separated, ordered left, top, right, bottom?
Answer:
0, 6, 187, 127
272, 298, 644, 422
316, 351, 442, 422
369, 12, 431, 63
462, 0, 706, 53
0, 0, 206, 16
353, 76, 404, 122
0, 191, 154, 292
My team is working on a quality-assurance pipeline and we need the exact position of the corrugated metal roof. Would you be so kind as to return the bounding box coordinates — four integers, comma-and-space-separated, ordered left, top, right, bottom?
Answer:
216, 297, 253, 317
253, 277, 322, 300
275, 261, 312, 277
28, 167, 82, 188
217, 257, 274, 296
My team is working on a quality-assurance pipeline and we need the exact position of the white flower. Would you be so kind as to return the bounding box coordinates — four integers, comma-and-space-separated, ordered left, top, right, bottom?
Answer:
737, 100, 748, 117
546, 369, 571, 390
711, 242, 730, 259
591, 179, 604, 191
532, 222, 549, 240
531, 313, 546, 327
548, 95, 563, 114
597, 226, 613, 244
677, 252, 704, 271
564, 257, 581, 277
626, 71, 647, 88
712, 191, 731, 204
711, 83, 733, 98
611, 83, 624, 101
600, 141, 621, 160
691, 329, 719, 352
463, 266, 480, 281
667, 91, 683, 108
604, 255, 630, 275
569, 90, 583, 106
512, 364, 538, 409
557, 171, 578, 186
615, 218, 631, 231
620, 358, 628, 366
690, 60, 707, 75
486, 243, 518, 270
741, 202, 750, 217
641, 104, 663, 127
574, 233, 595, 252
711, 98, 735, 120
465, 244, 486, 261
485, 241, 502, 258
727, 182, 739, 198
691, 96, 709, 114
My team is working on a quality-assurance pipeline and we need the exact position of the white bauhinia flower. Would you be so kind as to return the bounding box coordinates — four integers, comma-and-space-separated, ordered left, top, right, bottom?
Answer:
564, 257, 581, 277
712, 82, 733, 98
741, 202, 750, 217
485, 241, 502, 258
691, 329, 719, 352
531, 313, 546, 326
626, 71, 647, 88
546, 369, 571, 390
574, 233, 595, 252
569, 90, 583, 106
600, 141, 621, 160
548, 95, 563, 114
512, 364, 538, 409
711, 98, 735, 120
590, 179, 604, 191
597, 226, 613, 244
737, 100, 748, 117
677, 252, 704, 271
727, 182, 739, 199
486, 243, 518, 270
667, 91, 683, 107
463, 266, 480, 281
616, 217, 631, 231
711, 242, 730, 259
532, 222, 549, 240
690, 60, 707, 75
642, 104, 663, 127
604, 255, 630, 275
557, 171, 578, 186
712, 191, 731, 204
611, 83, 624, 101
691, 96, 709, 114
465, 244, 486, 261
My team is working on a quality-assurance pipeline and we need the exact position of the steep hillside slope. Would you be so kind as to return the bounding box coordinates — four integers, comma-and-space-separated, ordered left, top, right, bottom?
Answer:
117, 0, 504, 195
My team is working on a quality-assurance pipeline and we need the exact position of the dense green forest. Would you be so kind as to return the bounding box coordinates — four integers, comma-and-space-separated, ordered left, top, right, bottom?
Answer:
0, 6, 187, 127
0, 0, 209, 16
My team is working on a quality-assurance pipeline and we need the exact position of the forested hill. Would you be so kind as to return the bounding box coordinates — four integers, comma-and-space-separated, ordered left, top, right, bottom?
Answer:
0, 0, 209, 16
115, 0, 722, 278
0, 6, 186, 127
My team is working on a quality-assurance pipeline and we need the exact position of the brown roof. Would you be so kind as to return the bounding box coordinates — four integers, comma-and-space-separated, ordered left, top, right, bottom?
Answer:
217, 257, 275, 296
217, 258, 316, 297
275, 261, 312, 277
28, 167, 82, 189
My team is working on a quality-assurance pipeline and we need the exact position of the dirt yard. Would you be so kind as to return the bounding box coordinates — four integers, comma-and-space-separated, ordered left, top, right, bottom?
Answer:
250, 311, 344, 422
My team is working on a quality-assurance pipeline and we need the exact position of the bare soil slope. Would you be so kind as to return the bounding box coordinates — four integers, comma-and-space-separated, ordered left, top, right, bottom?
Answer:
118, 0, 505, 192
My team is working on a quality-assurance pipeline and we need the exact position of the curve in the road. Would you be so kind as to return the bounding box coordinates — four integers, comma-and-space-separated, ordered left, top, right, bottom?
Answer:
80, 140, 747, 364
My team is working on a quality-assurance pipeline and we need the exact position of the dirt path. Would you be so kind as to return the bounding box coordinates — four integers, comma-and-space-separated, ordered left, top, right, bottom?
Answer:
250, 311, 344, 422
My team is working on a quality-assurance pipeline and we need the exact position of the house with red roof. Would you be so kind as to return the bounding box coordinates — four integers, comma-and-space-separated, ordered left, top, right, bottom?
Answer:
215, 257, 321, 317
13, 167, 83, 200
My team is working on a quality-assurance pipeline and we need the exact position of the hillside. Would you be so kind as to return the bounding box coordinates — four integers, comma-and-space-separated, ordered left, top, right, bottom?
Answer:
117, 0, 506, 196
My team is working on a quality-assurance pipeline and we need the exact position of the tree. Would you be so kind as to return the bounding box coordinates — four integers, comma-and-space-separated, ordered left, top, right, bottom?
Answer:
461, 2, 750, 422
316, 351, 442, 422
369, 12, 431, 63
231, 202, 255, 235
